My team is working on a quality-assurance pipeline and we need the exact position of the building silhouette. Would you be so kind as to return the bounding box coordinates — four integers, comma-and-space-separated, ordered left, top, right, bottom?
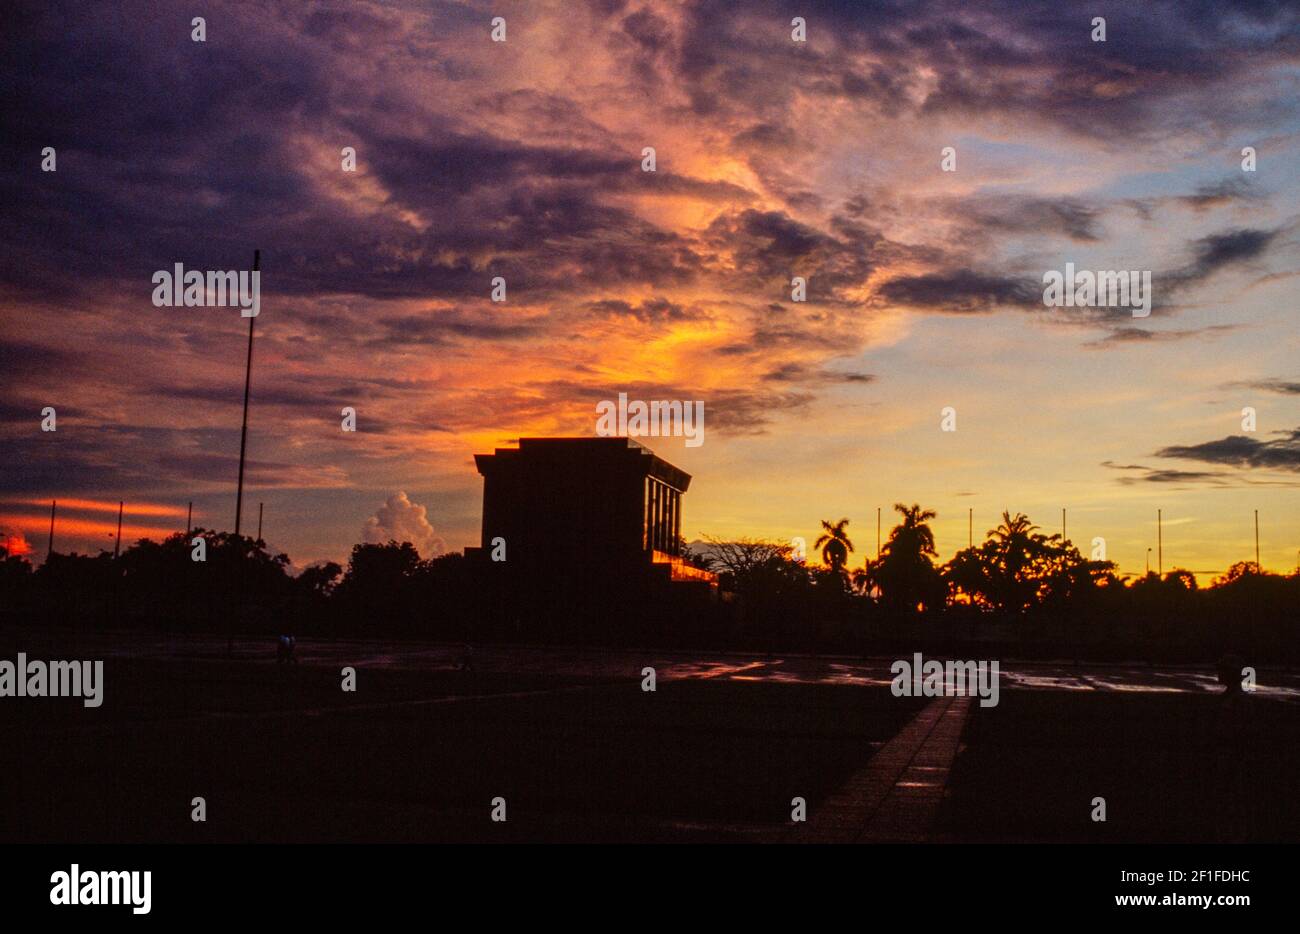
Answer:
469, 438, 715, 633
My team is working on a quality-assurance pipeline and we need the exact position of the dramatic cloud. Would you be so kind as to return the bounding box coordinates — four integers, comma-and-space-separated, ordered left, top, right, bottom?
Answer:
1155, 429, 1300, 473
874, 271, 1040, 314
1165, 227, 1284, 291
3, 0, 1297, 568
361, 492, 444, 556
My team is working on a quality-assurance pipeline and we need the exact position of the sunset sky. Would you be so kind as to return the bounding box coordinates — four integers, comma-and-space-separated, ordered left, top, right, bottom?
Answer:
2, 0, 1298, 578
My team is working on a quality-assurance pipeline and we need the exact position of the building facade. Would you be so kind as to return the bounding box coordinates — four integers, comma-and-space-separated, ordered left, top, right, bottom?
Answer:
469, 437, 716, 629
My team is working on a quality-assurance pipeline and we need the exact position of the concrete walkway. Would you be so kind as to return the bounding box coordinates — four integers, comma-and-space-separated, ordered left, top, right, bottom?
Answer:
790, 695, 972, 843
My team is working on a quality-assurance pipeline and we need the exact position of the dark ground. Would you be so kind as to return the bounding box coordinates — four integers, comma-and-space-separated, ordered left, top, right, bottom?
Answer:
937, 689, 1300, 843
2, 638, 1297, 843
0, 658, 925, 842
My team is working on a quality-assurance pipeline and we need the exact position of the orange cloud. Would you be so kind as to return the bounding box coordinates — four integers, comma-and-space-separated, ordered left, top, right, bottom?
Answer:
1, 531, 32, 557
10, 498, 190, 518
0, 513, 180, 542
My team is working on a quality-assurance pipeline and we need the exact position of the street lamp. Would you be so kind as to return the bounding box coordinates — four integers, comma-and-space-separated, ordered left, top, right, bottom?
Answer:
1146, 547, 1152, 576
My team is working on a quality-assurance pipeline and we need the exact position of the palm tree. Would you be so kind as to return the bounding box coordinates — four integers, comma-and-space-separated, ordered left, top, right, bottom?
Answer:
868, 504, 943, 612
950, 510, 1110, 613
814, 518, 854, 572
891, 503, 938, 558
991, 512, 1053, 578
990, 511, 1038, 543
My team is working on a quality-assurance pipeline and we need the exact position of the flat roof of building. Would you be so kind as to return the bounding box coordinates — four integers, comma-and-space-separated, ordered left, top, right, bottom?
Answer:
475, 437, 692, 491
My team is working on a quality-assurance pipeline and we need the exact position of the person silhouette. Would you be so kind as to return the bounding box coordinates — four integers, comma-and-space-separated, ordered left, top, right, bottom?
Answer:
1216, 652, 1246, 696
276, 634, 297, 665
1212, 651, 1251, 840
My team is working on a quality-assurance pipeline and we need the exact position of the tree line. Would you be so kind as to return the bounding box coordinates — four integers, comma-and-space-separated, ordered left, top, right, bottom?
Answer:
1, 503, 1296, 660
698, 504, 1297, 660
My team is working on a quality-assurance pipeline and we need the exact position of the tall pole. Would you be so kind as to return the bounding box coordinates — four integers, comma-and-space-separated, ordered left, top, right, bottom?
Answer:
234, 249, 260, 538
186, 501, 192, 538
1254, 509, 1260, 571
1146, 548, 1152, 576
257, 502, 264, 543
231, 249, 260, 658
1157, 508, 1162, 577
113, 501, 124, 559
47, 499, 56, 560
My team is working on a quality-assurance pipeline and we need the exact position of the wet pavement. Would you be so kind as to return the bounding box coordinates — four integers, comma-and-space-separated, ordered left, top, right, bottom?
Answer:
14, 628, 1300, 701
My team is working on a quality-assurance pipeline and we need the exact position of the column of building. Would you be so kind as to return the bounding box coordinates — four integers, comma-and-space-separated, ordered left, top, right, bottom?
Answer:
646, 478, 659, 552
644, 478, 683, 554
653, 480, 662, 552
671, 489, 681, 555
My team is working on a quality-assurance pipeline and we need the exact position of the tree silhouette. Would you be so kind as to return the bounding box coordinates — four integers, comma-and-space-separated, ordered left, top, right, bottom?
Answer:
866, 503, 944, 612
944, 511, 1114, 613
894, 503, 938, 557
987, 511, 1048, 611
334, 540, 424, 624
1216, 561, 1262, 585
0, 540, 33, 609
814, 518, 854, 572
4, 509, 1294, 656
